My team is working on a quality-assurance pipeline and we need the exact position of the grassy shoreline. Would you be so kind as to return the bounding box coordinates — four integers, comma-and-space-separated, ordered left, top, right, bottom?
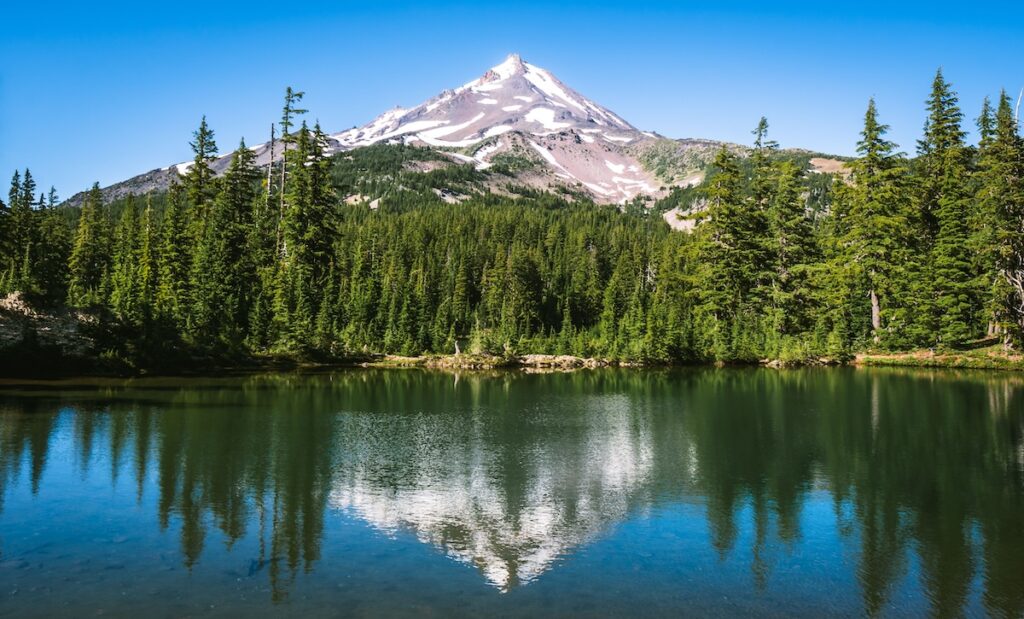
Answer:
854, 346, 1024, 371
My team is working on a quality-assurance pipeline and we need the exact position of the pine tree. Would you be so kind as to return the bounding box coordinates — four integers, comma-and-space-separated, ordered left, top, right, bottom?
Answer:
7, 169, 37, 290
971, 97, 1001, 337
833, 99, 915, 346
137, 198, 157, 321
191, 140, 260, 345
275, 123, 334, 347
690, 147, 767, 359
32, 196, 72, 301
5, 170, 18, 214
979, 92, 1024, 345
110, 196, 142, 323
277, 87, 308, 256
67, 183, 110, 306
750, 117, 779, 211
1, 171, 20, 289
155, 183, 191, 327
917, 70, 976, 346
768, 161, 816, 335
185, 116, 219, 215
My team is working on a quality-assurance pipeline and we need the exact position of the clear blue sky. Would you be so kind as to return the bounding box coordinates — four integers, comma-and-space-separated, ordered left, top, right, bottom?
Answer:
3, 1, 1023, 199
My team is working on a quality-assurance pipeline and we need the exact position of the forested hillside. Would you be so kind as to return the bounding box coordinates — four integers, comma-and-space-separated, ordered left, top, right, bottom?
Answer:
2, 72, 1023, 370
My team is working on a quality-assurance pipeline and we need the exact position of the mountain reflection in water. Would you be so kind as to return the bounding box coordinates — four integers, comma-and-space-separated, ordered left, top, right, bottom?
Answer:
0, 368, 1022, 617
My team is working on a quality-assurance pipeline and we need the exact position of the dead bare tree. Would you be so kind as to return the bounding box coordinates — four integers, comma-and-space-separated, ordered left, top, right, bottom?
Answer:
263, 123, 275, 220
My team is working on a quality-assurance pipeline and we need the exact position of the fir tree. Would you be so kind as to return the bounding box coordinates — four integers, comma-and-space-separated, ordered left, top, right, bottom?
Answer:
275, 123, 334, 347
32, 199, 72, 301
832, 99, 915, 346
768, 161, 816, 335
7, 169, 37, 289
691, 147, 767, 358
277, 87, 308, 255
110, 196, 142, 323
980, 92, 1024, 345
917, 70, 976, 346
155, 183, 191, 327
137, 198, 157, 321
191, 140, 260, 345
67, 183, 110, 306
185, 116, 219, 213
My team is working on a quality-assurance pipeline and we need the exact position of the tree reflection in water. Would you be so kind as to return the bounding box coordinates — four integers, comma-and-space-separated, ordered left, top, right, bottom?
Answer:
0, 368, 1021, 615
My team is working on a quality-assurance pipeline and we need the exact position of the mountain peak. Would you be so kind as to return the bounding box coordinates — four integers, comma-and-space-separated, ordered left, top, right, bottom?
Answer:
334, 55, 638, 147
327, 55, 657, 202
488, 53, 527, 80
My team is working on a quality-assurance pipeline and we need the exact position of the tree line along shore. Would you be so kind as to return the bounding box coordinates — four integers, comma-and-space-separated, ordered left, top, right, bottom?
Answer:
2, 73, 1024, 376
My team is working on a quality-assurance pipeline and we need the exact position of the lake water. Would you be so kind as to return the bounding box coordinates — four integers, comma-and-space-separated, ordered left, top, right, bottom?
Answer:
0, 368, 1022, 617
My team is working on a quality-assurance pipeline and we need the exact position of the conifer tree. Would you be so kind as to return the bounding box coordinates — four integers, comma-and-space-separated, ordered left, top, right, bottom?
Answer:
691, 147, 767, 358
1, 171, 21, 289
833, 99, 915, 346
971, 97, 1000, 336
275, 122, 334, 347
185, 116, 219, 214
917, 70, 976, 346
137, 198, 157, 321
768, 161, 816, 334
32, 194, 71, 301
191, 140, 260, 345
155, 183, 191, 327
5, 170, 18, 213
7, 169, 37, 289
750, 117, 779, 211
277, 87, 308, 255
110, 196, 142, 323
979, 92, 1024, 345
67, 183, 110, 306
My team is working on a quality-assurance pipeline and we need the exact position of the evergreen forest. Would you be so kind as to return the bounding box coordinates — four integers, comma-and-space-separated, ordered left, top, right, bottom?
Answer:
2, 72, 1023, 369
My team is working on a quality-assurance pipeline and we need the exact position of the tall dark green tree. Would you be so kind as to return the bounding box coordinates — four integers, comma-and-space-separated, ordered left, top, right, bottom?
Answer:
3, 169, 38, 291
830, 99, 915, 346
137, 197, 157, 321
750, 116, 780, 211
276, 87, 308, 256
31, 192, 72, 301
690, 147, 767, 359
110, 196, 142, 323
155, 183, 191, 328
185, 116, 219, 214
917, 69, 976, 346
67, 184, 110, 306
767, 161, 816, 335
977, 91, 1024, 345
274, 123, 335, 347
191, 141, 260, 345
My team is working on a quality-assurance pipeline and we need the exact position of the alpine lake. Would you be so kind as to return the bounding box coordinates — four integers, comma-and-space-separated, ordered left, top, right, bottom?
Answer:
1, 367, 1022, 617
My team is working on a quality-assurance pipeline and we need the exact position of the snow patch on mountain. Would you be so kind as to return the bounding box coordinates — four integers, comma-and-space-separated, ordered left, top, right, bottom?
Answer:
524, 108, 570, 131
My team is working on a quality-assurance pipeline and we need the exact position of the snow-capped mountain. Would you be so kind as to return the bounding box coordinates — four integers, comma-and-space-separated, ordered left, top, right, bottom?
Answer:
68, 54, 748, 207
331, 53, 640, 148
316, 54, 663, 202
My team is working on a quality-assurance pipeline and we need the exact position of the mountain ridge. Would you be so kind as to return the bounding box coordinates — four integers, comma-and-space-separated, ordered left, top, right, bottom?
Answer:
66, 54, 845, 208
